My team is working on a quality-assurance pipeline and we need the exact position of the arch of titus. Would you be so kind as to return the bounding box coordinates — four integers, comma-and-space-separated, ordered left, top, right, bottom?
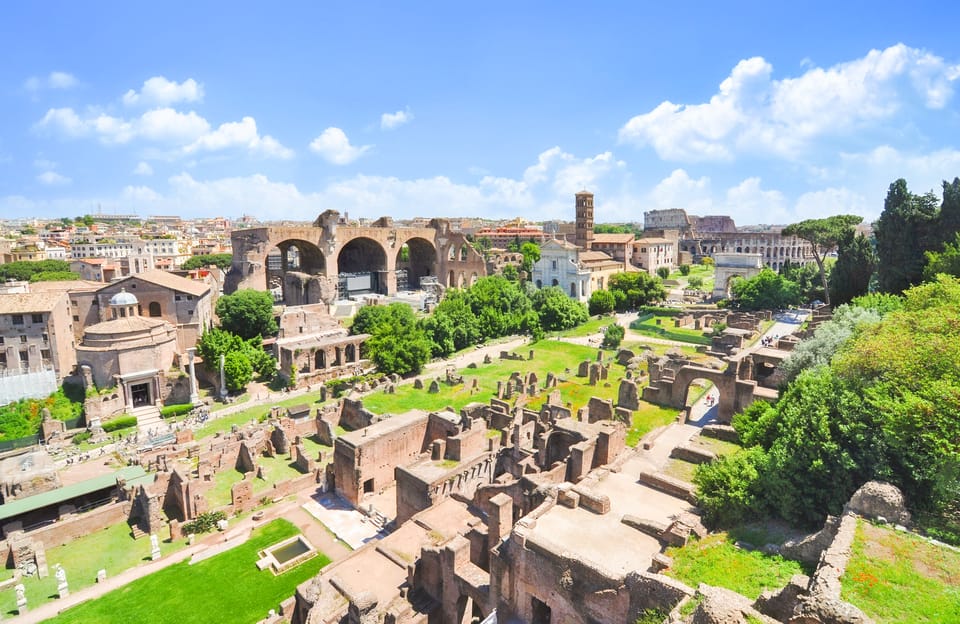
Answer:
225, 211, 487, 304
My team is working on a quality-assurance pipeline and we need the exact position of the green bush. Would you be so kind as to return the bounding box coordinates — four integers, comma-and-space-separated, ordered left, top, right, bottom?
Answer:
601, 323, 625, 349
636, 305, 683, 316
72, 431, 92, 445
679, 264, 691, 276
102, 416, 137, 432
160, 403, 194, 418
182, 510, 228, 535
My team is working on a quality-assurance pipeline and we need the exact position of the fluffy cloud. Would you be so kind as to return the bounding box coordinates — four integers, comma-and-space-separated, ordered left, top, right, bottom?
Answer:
35, 107, 292, 158
123, 77, 204, 107
619, 44, 960, 161
381, 108, 413, 130
24, 71, 79, 91
309, 128, 372, 165
184, 117, 294, 159
647, 169, 714, 213
133, 161, 154, 176
36, 171, 70, 186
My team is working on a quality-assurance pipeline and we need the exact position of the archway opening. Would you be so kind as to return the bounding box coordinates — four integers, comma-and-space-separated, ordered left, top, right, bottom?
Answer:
395, 237, 436, 291
338, 237, 388, 297
682, 377, 718, 426
267, 239, 326, 303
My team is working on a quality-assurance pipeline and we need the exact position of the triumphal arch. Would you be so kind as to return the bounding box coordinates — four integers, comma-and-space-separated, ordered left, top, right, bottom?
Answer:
225, 210, 487, 304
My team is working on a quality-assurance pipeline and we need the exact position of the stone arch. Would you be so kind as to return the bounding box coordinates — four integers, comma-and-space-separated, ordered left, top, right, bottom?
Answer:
551, 278, 559, 287
569, 282, 576, 297
470, 272, 478, 286
460, 245, 469, 261
345, 343, 356, 362
315, 350, 325, 370
448, 270, 456, 287
536, 279, 542, 288
148, 302, 161, 317
395, 237, 436, 290
338, 237, 388, 296
458, 271, 466, 288
448, 245, 457, 261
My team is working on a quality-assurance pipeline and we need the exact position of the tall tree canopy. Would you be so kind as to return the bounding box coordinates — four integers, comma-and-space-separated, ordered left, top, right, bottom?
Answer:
829, 230, 877, 306
729, 268, 801, 310
351, 303, 432, 376
531, 286, 588, 331
781, 214, 862, 306
215, 289, 278, 340
874, 179, 939, 294
924, 232, 960, 281
182, 254, 233, 271
937, 177, 960, 248
607, 272, 666, 311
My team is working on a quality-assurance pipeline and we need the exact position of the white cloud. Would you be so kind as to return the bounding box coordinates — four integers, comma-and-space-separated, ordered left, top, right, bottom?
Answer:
184, 116, 294, 159
309, 127, 371, 165
123, 77, 204, 107
35, 107, 292, 158
647, 169, 714, 213
37, 171, 70, 186
723, 177, 790, 224
133, 161, 154, 176
122, 185, 161, 201
380, 108, 413, 130
25, 71, 79, 91
794, 187, 869, 220
619, 44, 960, 161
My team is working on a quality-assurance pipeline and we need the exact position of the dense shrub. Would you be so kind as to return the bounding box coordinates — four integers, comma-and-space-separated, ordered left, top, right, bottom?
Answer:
182, 511, 227, 535
103, 416, 138, 432
160, 403, 194, 418
601, 323, 625, 349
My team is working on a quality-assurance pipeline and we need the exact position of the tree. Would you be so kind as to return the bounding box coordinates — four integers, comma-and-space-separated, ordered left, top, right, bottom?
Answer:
607, 272, 666, 311
779, 304, 881, 383
520, 242, 541, 275
782, 214, 862, 307
464, 276, 536, 340
729, 268, 801, 310
699, 257, 714, 267
829, 230, 877, 306
678, 264, 691, 276
222, 351, 253, 392
422, 291, 480, 357
30, 271, 79, 282
215, 289, 277, 340
531, 287, 587, 331
601, 323, 624, 349
938, 178, 960, 249
352, 303, 432, 375
588, 290, 615, 316
0, 260, 73, 282
197, 328, 276, 382
656, 266, 670, 280
780, 260, 825, 303
687, 276, 704, 291
182, 254, 233, 271
924, 232, 960, 281
874, 179, 939, 294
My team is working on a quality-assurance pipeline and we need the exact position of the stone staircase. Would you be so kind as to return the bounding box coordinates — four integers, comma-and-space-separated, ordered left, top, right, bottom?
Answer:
131, 405, 169, 441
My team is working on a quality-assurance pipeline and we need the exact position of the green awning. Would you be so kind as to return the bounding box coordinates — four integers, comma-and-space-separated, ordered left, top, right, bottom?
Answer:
0, 465, 148, 522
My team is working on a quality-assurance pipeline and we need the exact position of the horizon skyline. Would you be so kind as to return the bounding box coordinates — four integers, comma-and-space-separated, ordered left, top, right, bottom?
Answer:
3, 2, 960, 226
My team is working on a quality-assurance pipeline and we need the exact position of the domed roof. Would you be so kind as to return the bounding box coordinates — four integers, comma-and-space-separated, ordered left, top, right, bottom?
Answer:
109, 288, 138, 306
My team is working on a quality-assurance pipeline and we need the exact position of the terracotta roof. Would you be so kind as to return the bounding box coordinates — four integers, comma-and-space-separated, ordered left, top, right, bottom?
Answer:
579, 251, 617, 263
109, 269, 210, 298
0, 292, 67, 314
634, 237, 674, 245
28, 280, 103, 293
592, 233, 635, 244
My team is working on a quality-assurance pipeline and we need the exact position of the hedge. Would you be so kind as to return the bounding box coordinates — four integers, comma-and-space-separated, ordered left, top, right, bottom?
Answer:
160, 403, 194, 418
637, 305, 684, 317
102, 415, 138, 432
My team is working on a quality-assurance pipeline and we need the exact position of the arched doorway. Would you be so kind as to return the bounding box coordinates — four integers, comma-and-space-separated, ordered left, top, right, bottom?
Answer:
267, 239, 326, 303
395, 237, 436, 290
338, 237, 387, 296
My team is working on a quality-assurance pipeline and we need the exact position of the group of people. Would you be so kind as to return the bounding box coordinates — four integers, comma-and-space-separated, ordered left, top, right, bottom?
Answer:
760, 334, 779, 347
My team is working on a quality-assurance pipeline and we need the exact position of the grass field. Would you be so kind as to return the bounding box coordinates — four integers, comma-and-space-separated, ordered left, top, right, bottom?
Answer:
549, 316, 617, 338
841, 520, 960, 623
1, 520, 188, 616
625, 403, 679, 447
630, 316, 713, 345
664, 532, 805, 600
47, 519, 331, 624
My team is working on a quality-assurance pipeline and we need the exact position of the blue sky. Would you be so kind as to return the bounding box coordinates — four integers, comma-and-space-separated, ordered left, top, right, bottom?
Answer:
2, 1, 960, 226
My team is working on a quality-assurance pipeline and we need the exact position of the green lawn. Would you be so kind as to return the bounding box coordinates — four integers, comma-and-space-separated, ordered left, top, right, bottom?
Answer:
630, 316, 713, 345
550, 316, 617, 338
1, 520, 188, 616
625, 403, 678, 447
195, 392, 335, 440
206, 450, 312, 507
663, 458, 698, 482
841, 520, 960, 623
664, 533, 805, 600
47, 519, 330, 624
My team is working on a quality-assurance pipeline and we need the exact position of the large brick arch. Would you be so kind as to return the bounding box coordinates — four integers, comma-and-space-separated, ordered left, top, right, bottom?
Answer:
225, 211, 487, 303
668, 365, 758, 424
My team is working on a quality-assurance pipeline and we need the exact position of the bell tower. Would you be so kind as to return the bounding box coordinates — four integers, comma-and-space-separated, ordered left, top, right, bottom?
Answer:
575, 190, 594, 250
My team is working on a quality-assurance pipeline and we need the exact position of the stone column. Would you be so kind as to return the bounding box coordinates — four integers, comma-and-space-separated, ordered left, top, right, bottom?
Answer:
187, 348, 201, 405
125, 382, 134, 410
219, 354, 227, 400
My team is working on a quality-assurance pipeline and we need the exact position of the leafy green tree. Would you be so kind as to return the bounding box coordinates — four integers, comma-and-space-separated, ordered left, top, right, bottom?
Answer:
0, 260, 73, 282
182, 254, 233, 271
501, 263, 519, 281
607, 272, 666, 311
352, 303, 432, 375
471, 236, 492, 257
687, 276, 704, 290
222, 351, 253, 392
937, 177, 960, 249
465, 276, 536, 340
780, 260, 825, 303
850, 292, 903, 315
215, 289, 277, 340
422, 291, 480, 357
678, 264, 691, 276
780, 305, 881, 383
656, 266, 670, 280
588, 289, 615, 316
694, 447, 768, 526
923, 231, 960, 281
729, 268, 801, 310
874, 179, 939, 294
829, 231, 876, 306
699, 257, 714, 267
30, 271, 80, 282
782, 214, 862, 306
520, 242, 541, 275
531, 286, 587, 331
601, 323, 624, 349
